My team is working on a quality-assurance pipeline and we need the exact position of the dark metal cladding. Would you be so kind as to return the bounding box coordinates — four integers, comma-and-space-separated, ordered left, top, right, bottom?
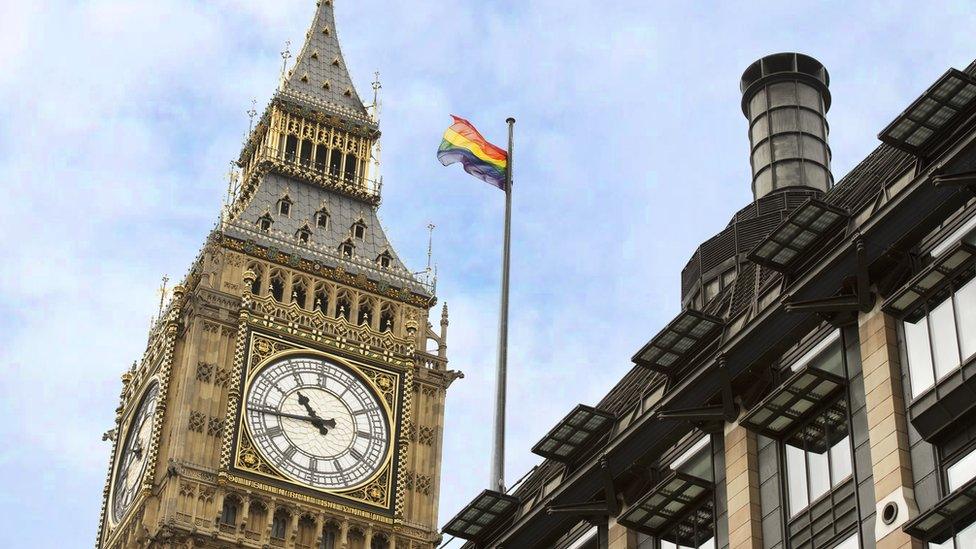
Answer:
741, 53, 833, 199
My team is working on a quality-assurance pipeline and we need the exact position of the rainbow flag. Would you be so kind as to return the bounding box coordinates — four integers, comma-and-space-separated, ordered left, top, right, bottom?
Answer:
437, 115, 508, 190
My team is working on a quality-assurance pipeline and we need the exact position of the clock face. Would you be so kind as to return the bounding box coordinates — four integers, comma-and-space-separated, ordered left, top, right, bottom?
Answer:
111, 382, 159, 524
244, 355, 390, 491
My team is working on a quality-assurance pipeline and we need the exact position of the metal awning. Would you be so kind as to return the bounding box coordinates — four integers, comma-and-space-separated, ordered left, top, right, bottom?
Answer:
904, 475, 976, 543
882, 241, 976, 319
748, 199, 848, 272
617, 471, 714, 547
879, 69, 976, 156
632, 310, 723, 373
441, 490, 519, 542
531, 405, 615, 463
740, 361, 847, 452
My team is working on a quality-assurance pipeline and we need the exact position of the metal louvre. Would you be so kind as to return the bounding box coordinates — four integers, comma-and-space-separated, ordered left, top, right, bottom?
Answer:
441, 490, 519, 541
531, 405, 614, 462
748, 199, 848, 272
617, 471, 715, 547
632, 310, 723, 373
879, 69, 976, 155
882, 241, 976, 320
904, 476, 976, 543
740, 364, 847, 453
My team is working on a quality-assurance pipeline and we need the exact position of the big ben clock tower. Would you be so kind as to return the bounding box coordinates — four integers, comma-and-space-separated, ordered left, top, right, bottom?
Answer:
96, 2, 459, 548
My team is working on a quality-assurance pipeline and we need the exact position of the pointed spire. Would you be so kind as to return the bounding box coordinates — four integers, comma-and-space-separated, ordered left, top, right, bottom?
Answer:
279, 0, 373, 126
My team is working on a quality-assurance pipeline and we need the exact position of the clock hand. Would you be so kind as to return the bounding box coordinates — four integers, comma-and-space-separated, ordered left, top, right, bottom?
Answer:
296, 392, 335, 435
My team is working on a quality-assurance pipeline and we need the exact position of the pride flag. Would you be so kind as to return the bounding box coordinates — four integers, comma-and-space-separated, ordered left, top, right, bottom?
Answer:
437, 115, 508, 190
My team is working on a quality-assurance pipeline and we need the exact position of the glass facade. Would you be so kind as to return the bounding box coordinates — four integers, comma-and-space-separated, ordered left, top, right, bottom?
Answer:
903, 276, 976, 398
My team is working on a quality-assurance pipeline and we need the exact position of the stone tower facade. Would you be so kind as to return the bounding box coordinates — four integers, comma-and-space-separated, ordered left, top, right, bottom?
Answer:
96, 3, 460, 548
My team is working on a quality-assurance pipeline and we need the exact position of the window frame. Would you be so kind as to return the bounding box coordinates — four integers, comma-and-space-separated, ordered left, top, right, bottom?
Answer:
901, 271, 976, 400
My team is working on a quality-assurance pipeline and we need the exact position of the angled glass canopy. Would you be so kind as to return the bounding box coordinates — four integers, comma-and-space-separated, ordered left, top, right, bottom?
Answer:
904, 475, 976, 543
882, 241, 976, 320
617, 471, 715, 546
879, 69, 976, 155
531, 404, 615, 462
748, 199, 848, 272
632, 310, 723, 373
441, 490, 519, 542
740, 359, 847, 453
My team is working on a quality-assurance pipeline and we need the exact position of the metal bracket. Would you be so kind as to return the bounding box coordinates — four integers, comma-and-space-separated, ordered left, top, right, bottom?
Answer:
658, 356, 739, 424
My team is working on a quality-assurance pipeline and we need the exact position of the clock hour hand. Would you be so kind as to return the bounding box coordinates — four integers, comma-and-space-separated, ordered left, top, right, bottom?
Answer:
297, 392, 337, 435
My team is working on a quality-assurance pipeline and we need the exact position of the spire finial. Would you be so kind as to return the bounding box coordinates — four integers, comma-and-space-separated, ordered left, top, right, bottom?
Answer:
279, 40, 292, 86
157, 275, 170, 319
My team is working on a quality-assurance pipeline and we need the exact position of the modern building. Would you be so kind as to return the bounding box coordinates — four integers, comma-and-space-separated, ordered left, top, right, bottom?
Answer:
444, 53, 976, 549
96, 2, 460, 548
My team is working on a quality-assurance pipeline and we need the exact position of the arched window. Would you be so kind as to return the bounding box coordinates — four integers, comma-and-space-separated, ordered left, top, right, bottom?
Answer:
299, 139, 313, 167
351, 221, 367, 240
292, 278, 309, 309
296, 224, 312, 245
220, 495, 240, 526
284, 135, 298, 162
335, 291, 352, 321
339, 240, 355, 258
329, 151, 342, 178
247, 263, 264, 296
321, 524, 339, 549
246, 501, 267, 537
314, 144, 328, 172
277, 196, 292, 217
258, 214, 273, 232
380, 303, 396, 333
344, 152, 358, 182
358, 296, 374, 326
314, 284, 329, 316
271, 509, 289, 540
269, 271, 285, 302
315, 209, 330, 229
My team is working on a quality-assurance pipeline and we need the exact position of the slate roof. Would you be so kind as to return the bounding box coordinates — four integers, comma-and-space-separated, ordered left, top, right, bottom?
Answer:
224, 172, 430, 297
278, 0, 375, 128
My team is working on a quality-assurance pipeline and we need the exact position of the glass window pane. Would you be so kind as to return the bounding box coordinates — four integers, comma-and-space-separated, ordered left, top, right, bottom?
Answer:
834, 534, 860, 549
956, 278, 976, 361
904, 318, 936, 398
931, 299, 962, 379
808, 445, 830, 503
830, 436, 853, 485
786, 444, 809, 515
947, 447, 976, 492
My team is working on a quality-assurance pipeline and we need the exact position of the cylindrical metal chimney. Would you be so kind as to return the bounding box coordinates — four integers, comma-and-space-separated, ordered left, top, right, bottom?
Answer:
741, 53, 833, 200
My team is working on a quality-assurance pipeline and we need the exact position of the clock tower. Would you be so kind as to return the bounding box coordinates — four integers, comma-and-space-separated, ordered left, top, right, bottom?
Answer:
96, 2, 459, 548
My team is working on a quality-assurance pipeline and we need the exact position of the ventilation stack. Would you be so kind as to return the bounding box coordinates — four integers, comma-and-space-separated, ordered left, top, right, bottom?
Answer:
741, 53, 833, 200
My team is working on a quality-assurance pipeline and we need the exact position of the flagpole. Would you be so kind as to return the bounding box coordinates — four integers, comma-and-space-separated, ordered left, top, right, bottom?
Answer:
491, 117, 515, 493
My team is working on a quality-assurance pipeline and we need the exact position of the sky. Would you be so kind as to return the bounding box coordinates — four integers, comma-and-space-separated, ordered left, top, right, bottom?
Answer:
0, 1, 973, 546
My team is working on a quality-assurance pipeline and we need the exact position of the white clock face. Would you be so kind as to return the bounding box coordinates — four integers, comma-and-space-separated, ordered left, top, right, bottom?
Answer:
244, 355, 390, 490
111, 382, 159, 524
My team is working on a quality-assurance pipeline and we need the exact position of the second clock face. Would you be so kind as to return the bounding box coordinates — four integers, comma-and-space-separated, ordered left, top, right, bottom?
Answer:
244, 355, 390, 491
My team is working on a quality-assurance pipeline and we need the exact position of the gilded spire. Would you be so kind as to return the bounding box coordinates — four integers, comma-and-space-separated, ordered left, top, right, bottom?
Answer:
279, 0, 372, 127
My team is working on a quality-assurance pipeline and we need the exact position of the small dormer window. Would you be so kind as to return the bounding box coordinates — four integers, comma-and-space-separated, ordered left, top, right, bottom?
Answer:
315, 209, 330, 229
339, 241, 354, 258
258, 214, 273, 232
296, 225, 312, 244
352, 221, 367, 240
277, 196, 292, 217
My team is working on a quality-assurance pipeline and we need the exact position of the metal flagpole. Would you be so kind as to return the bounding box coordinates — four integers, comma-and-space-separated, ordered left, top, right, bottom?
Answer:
491, 117, 515, 492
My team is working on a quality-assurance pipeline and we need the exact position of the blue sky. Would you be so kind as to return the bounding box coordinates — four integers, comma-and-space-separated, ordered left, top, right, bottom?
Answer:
0, 1, 973, 546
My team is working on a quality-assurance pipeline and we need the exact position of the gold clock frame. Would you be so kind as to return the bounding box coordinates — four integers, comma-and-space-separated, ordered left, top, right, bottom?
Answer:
230, 330, 404, 512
